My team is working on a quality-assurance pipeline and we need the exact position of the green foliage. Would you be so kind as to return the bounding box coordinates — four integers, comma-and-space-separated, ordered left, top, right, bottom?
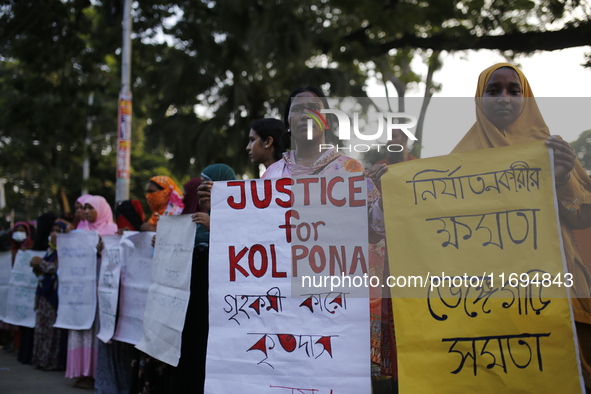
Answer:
1, 0, 589, 221
571, 129, 591, 176
0, 0, 171, 220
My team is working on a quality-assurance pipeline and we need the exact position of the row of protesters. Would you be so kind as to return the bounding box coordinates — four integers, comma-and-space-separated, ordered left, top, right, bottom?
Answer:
195, 89, 394, 393
1, 205, 100, 376
163, 120, 286, 392
0, 172, 213, 392
127, 118, 287, 393
1, 215, 73, 368
195, 73, 591, 394
126, 166, 240, 393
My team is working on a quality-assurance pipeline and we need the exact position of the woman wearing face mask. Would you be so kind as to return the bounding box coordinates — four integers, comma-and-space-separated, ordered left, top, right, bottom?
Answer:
1, 222, 36, 357
30, 219, 69, 371
141, 176, 184, 232
9, 221, 35, 264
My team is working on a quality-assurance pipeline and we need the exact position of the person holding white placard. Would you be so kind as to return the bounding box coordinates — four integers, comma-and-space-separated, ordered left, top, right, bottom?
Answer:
170, 164, 236, 393
263, 86, 395, 391
67, 194, 116, 389
30, 218, 69, 371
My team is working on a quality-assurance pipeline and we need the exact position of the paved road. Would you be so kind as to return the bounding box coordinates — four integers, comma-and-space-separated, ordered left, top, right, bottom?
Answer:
0, 349, 82, 393
0, 346, 397, 393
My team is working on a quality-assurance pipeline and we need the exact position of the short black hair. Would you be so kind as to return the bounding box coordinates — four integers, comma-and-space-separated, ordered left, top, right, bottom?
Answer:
250, 118, 288, 161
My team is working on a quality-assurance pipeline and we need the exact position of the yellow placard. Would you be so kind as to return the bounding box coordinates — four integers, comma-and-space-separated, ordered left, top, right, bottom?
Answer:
382, 142, 583, 393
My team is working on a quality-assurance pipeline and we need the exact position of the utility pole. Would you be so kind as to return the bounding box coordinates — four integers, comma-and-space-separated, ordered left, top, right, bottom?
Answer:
115, 0, 132, 203
82, 92, 94, 196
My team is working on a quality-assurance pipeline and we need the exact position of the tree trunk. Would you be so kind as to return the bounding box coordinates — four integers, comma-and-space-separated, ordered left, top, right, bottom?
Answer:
412, 50, 442, 158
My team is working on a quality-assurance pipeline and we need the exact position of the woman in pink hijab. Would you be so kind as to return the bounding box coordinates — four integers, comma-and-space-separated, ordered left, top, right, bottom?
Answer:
66, 194, 115, 388
77, 195, 117, 236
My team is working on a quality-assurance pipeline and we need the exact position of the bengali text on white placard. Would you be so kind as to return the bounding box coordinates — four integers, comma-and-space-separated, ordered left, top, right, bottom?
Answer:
136, 215, 197, 367
54, 231, 99, 330
205, 174, 371, 393
113, 231, 154, 345
3, 250, 46, 327
97, 234, 123, 343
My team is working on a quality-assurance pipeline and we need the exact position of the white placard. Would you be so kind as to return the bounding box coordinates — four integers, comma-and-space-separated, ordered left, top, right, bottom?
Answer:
54, 231, 99, 330
136, 215, 197, 366
0, 251, 12, 322
113, 231, 154, 345
205, 175, 371, 393
2, 250, 46, 327
97, 234, 123, 343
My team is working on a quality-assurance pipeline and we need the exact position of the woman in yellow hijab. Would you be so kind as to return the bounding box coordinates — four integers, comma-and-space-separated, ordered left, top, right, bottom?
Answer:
453, 63, 591, 387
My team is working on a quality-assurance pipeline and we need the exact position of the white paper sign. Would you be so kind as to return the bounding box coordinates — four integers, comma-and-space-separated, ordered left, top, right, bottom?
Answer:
205, 175, 371, 393
3, 250, 46, 327
97, 234, 123, 343
113, 231, 154, 345
54, 231, 99, 330
0, 251, 12, 322
136, 215, 197, 366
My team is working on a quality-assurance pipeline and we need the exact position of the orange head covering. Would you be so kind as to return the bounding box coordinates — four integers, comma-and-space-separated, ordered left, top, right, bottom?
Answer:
452, 63, 550, 153
146, 176, 184, 227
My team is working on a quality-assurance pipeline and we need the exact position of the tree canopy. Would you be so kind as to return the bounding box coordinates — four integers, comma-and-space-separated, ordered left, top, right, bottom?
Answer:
1, 0, 589, 222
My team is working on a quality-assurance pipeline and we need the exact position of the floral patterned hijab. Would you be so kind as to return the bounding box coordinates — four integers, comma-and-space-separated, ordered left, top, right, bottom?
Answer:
146, 176, 184, 226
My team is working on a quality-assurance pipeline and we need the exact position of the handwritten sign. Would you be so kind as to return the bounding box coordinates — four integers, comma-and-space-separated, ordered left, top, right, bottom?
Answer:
136, 215, 196, 366
54, 231, 99, 330
381, 142, 583, 393
97, 234, 123, 343
2, 250, 46, 327
113, 231, 154, 345
0, 251, 12, 322
206, 175, 371, 393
